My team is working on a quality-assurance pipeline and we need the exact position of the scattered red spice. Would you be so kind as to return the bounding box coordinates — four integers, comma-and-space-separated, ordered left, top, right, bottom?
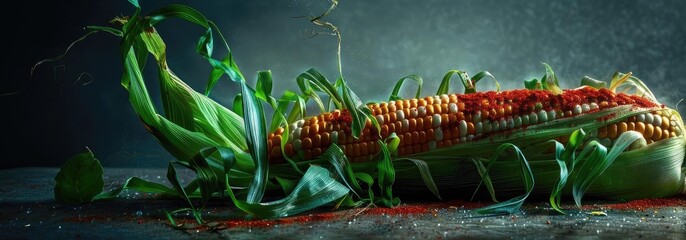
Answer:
331, 109, 353, 124
363, 205, 428, 215
582, 196, 686, 211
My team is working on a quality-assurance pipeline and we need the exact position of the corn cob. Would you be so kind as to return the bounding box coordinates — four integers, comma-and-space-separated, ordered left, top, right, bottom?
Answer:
266, 87, 683, 163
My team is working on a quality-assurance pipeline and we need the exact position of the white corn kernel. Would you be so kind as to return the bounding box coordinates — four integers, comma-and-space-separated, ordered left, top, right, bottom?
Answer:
653, 114, 662, 127
432, 114, 442, 128
449, 103, 458, 114
573, 105, 582, 115
547, 110, 556, 121
590, 102, 599, 109
418, 106, 426, 117
459, 120, 468, 137
637, 114, 645, 123
435, 127, 444, 141
529, 112, 538, 124
538, 110, 548, 123
644, 113, 654, 124
473, 111, 482, 122
396, 110, 405, 122
483, 120, 492, 133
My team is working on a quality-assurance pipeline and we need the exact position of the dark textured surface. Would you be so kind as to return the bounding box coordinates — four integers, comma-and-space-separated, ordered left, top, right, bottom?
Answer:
1, 168, 685, 239
3, 0, 686, 168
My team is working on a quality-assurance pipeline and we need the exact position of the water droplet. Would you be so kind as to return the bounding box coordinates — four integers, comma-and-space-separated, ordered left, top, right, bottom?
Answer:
134, 210, 143, 217
25, 208, 32, 214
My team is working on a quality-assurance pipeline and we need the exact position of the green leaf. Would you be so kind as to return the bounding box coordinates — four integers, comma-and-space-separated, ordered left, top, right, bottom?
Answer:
188, 147, 234, 206
241, 82, 269, 204
541, 63, 563, 95
225, 165, 349, 219
524, 78, 541, 90
165, 162, 194, 207
297, 68, 343, 110
437, 70, 472, 95
549, 129, 586, 214
403, 158, 442, 200
573, 131, 645, 207
376, 140, 400, 207
341, 81, 373, 138
580, 76, 607, 89
475, 143, 535, 214
54, 149, 104, 204
232, 94, 243, 118
471, 158, 498, 203
275, 176, 297, 195
389, 74, 423, 101
255, 70, 274, 104
94, 176, 177, 201
322, 144, 363, 198
288, 93, 307, 124
471, 71, 500, 92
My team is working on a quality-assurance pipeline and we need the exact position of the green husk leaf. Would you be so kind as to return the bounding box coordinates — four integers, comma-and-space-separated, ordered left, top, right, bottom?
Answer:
93, 177, 177, 201
164, 162, 194, 207
472, 71, 500, 92
475, 143, 534, 214
275, 176, 297, 195
225, 165, 349, 219
341, 81, 379, 138
541, 63, 563, 95
471, 158, 498, 203
609, 72, 658, 103
322, 144, 364, 198
376, 140, 400, 207
232, 94, 243, 118
436, 70, 471, 95
573, 131, 645, 207
580, 76, 607, 89
54, 148, 104, 204
524, 78, 541, 90
389, 74, 423, 101
402, 158, 442, 200
188, 147, 234, 206
549, 129, 586, 214
297, 68, 343, 110
255, 70, 274, 104
241, 82, 269, 204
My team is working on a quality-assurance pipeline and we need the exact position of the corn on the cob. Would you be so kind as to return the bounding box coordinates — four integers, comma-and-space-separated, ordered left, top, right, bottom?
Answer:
267, 87, 682, 163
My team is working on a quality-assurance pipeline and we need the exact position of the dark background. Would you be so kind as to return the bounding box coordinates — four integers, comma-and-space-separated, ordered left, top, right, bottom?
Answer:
3, 0, 685, 168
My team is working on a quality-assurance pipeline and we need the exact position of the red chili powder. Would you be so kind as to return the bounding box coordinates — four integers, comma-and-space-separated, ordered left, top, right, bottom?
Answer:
212, 200, 490, 229
452, 87, 659, 121
216, 212, 342, 228
331, 109, 353, 124
582, 196, 686, 211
